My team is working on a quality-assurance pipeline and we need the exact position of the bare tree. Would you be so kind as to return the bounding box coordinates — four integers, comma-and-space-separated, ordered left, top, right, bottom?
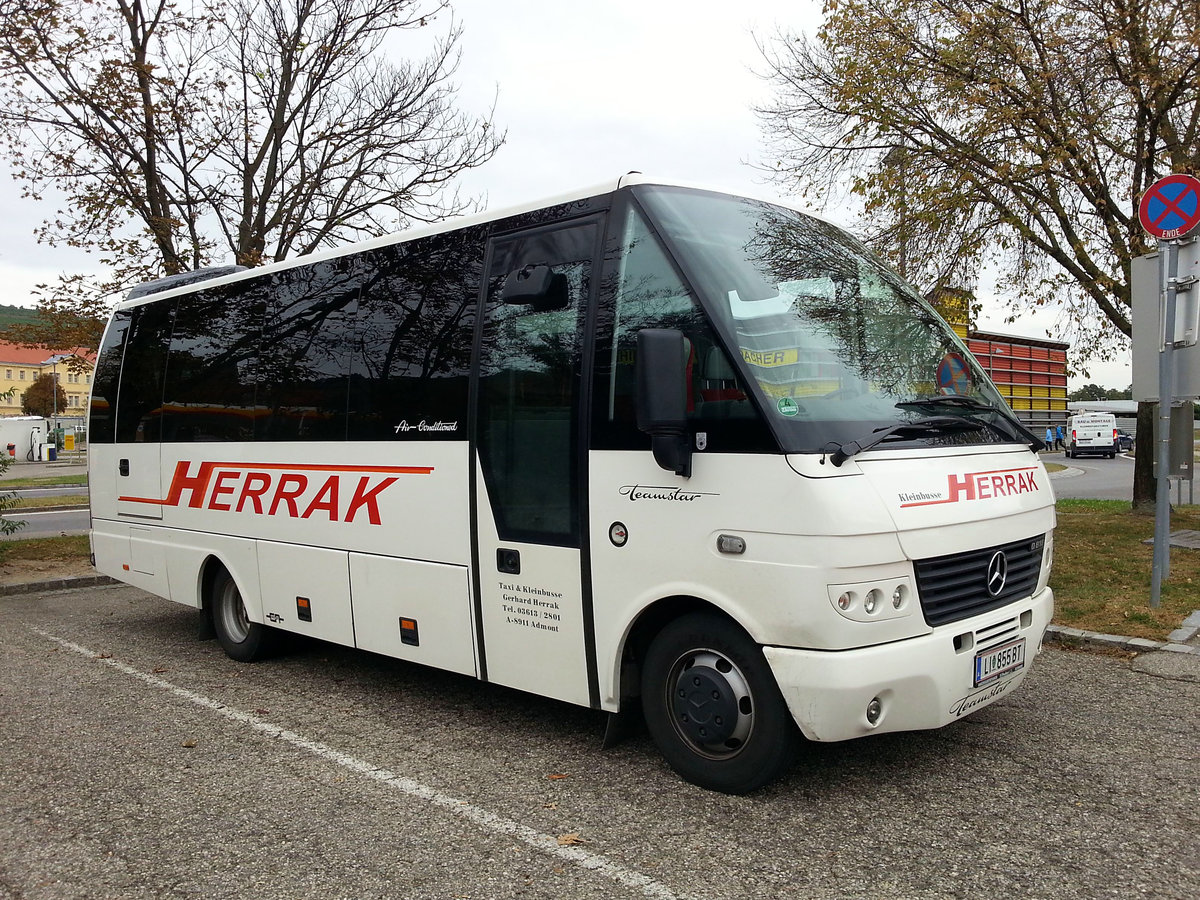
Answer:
757, 0, 1198, 507
0, 0, 502, 325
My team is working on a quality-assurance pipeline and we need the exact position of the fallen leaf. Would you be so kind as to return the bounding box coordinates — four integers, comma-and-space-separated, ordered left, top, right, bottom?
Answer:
557, 833, 584, 846
97, 653, 112, 659
181, 739, 197, 748
254, 708, 269, 714
542, 802, 558, 810
547, 773, 569, 781
153, 667, 168, 674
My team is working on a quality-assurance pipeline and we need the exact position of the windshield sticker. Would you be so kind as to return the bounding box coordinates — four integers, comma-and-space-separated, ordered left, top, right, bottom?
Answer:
936, 353, 972, 395
898, 466, 1040, 508
742, 347, 799, 368
777, 397, 799, 417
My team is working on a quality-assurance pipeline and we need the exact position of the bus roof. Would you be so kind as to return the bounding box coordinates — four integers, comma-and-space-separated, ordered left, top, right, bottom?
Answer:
115, 174, 809, 309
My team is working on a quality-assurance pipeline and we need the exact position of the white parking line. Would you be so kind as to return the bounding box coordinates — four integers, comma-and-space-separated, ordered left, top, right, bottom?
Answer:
33, 628, 680, 900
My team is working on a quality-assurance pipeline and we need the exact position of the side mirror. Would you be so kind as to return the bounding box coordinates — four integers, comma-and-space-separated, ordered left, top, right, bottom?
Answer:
636, 328, 692, 478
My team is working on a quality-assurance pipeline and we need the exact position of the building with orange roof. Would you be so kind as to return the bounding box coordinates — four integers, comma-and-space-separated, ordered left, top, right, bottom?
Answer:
0, 341, 95, 418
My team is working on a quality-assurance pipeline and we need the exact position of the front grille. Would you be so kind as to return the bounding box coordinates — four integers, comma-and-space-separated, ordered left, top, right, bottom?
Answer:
914, 535, 1045, 627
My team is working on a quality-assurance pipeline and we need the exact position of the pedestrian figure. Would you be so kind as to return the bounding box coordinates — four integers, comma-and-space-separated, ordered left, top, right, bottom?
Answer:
1045, 426, 1053, 449
1055, 425, 1064, 450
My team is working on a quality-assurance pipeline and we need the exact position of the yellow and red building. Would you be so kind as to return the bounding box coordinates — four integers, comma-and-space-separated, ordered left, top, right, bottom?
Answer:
0, 341, 95, 417
929, 288, 1069, 431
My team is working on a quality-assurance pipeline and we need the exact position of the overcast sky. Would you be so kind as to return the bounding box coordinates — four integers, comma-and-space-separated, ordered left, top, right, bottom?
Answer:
0, 0, 1131, 388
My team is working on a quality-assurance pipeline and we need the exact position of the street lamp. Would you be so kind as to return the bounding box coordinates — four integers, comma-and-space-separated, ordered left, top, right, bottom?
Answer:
42, 353, 71, 457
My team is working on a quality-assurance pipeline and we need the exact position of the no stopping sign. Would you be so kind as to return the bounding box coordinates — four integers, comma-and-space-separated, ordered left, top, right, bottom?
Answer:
1139, 174, 1200, 240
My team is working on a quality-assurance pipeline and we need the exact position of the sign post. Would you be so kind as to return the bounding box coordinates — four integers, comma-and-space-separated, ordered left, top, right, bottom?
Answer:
1139, 173, 1200, 608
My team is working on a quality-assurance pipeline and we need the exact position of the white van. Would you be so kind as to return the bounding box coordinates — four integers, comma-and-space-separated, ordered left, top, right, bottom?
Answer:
1067, 413, 1118, 459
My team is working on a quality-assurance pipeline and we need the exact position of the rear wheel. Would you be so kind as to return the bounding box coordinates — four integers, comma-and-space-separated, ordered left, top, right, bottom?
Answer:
211, 567, 275, 662
641, 612, 800, 794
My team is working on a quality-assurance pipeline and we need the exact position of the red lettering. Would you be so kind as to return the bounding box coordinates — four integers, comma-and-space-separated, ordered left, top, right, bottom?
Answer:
208, 470, 239, 511
163, 461, 217, 508
947, 473, 976, 502
269, 474, 309, 517
236, 472, 271, 513
1004, 474, 1017, 494
302, 476, 340, 520
345, 476, 398, 525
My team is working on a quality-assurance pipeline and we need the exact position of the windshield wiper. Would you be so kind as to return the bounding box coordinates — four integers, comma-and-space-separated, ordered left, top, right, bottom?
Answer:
895, 396, 1046, 451
829, 416, 979, 467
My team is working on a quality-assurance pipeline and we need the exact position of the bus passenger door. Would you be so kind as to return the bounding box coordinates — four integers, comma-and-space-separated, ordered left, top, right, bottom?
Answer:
472, 219, 601, 708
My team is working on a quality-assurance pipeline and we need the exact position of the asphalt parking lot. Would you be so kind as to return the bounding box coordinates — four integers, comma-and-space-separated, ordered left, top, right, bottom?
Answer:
3, 584, 1198, 899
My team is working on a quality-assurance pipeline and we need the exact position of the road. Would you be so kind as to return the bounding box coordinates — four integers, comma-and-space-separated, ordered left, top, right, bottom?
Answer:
2, 584, 1197, 899
1048, 451, 1137, 501
0, 507, 89, 540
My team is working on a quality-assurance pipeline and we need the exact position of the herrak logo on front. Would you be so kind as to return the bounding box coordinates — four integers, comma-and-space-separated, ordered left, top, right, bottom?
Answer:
119, 461, 434, 524
897, 466, 1040, 509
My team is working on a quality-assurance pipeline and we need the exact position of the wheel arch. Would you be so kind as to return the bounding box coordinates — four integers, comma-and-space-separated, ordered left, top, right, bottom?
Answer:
613, 594, 755, 709
196, 552, 263, 627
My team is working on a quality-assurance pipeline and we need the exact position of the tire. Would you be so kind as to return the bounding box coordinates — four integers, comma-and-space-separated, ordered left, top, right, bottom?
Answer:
641, 612, 800, 794
211, 567, 275, 662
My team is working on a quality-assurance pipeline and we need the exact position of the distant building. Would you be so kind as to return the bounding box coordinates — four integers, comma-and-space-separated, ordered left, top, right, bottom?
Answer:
966, 332, 1069, 429
929, 288, 1069, 430
0, 342, 95, 418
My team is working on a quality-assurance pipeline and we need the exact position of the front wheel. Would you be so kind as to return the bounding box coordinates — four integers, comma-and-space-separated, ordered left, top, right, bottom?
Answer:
641, 612, 800, 794
211, 568, 276, 662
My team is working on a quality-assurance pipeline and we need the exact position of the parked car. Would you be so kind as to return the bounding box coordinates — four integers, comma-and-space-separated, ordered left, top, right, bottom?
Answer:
1116, 429, 1134, 451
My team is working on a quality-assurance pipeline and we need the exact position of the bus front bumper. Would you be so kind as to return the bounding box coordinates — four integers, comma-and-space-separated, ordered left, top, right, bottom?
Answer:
763, 587, 1053, 742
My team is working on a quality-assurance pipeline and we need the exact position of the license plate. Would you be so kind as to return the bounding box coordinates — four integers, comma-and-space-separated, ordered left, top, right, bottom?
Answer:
974, 638, 1026, 687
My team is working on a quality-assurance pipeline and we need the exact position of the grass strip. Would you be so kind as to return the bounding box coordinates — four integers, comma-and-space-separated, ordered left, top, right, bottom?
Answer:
9, 494, 89, 510
2, 534, 90, 561
1050, 499, 1200, 641
0, 474, 88, 488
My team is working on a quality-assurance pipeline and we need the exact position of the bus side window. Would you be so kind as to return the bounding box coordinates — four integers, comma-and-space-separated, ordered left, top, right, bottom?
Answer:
349, 226, 485, 440
257, 261, 362, 442
161, 284, 263, 443
90, 309, 131, 444
115, 300, 175, 443
592, 204, 773, 453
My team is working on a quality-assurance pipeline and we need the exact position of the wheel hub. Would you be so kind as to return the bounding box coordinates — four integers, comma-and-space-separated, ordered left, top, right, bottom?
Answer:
672, 661, 740, 746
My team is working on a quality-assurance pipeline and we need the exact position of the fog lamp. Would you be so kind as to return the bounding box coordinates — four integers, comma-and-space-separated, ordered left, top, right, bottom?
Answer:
866, 697, 882, 725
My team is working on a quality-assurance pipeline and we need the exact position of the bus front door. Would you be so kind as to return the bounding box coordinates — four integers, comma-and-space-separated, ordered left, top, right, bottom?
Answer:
471, 220, 601, 708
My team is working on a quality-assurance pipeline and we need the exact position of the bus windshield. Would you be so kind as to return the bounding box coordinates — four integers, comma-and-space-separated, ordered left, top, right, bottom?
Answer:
634, 185, 1027, 455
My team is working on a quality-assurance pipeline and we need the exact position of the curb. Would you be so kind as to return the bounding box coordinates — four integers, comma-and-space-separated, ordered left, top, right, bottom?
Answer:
0, 575, 117, 597
1044, 623, 1200, 656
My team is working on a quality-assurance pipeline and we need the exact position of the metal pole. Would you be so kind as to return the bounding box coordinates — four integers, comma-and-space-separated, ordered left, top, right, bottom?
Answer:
1151, 241, 1181, 608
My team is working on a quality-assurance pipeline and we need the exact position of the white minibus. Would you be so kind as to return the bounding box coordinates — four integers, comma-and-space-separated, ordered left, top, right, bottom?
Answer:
89, 175, 1056, 793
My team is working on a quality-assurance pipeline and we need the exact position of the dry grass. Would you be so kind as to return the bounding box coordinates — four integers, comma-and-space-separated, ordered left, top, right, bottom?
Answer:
2, 534, 90, 561
1050, 499, 1200, 641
